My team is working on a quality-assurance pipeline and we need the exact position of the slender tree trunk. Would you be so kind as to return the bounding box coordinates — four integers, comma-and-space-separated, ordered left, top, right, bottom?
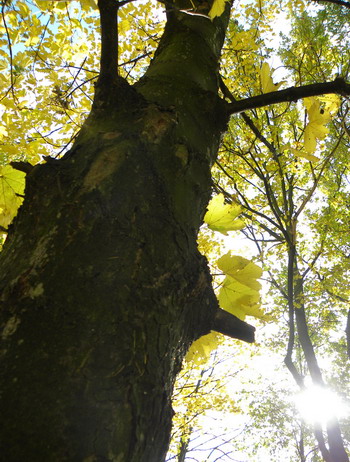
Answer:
177, 434, 191, 462
292, 251, 349, 462
0, 2, 234, 460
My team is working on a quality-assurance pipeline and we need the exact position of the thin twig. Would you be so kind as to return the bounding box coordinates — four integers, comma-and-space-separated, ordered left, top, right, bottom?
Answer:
1, 3, 17, 102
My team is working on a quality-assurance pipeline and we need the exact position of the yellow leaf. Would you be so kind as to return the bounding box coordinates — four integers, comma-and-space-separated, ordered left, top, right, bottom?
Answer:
80, 0, 98, 10
185, 332, 220, 364
208, 0, 229, 19
25, 36, 40, 47
218, 276, 260, 319
204, 194, 244, 235
319, 94, 340, 114
303, 97, 331, 153
240, 299, 265, 319
0, 165, 26, 228
307, 99, 331, 125
217, 253, 262, 290
292, 149, 320, 162
0, 126, 8, 140
216, 252, 264, 320
260, 63, 283, 94
17, 1, 30, 16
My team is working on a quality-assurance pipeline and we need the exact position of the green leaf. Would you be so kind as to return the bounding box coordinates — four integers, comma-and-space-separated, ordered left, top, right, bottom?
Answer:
204, 194, 245, 235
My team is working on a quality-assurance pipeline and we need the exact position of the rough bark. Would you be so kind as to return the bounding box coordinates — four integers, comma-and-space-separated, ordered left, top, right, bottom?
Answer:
0, 2, 242, 461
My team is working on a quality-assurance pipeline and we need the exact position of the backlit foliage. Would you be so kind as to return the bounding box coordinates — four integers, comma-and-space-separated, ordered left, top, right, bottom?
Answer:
1, 0, 350, 460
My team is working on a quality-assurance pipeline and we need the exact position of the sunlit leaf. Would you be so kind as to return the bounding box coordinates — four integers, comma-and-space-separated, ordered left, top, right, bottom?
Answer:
303, 97, 331, 153
0, 165, 25, 228
292, 148, 320, 162
0, 126, 8, 139
204, 194, 244, 235
216, 253, 263, 320
217, 253, 262, 290
319, 94, 340, 113
80, 0, 98, 10
185, 332, 221, 364
260, 62, 284, 94
218, 276, 260, 319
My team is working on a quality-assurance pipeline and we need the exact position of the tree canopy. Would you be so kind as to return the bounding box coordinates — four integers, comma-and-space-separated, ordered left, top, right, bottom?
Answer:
1, 0, 350, 461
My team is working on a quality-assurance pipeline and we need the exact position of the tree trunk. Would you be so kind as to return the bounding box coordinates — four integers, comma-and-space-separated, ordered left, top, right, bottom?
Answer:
0, 2, 232, 461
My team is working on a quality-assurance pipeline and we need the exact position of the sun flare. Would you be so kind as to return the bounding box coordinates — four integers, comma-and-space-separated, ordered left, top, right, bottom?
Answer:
294, 385, 347, 425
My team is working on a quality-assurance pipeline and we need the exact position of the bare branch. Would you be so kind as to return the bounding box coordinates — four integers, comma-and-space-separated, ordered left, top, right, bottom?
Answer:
1, 3, 17, 103
295, 135, 343, 221
284, 354, 304, 388
227, 78, 350, 115
212, 309, 255, 343
220, 77, 281, 155
10, 161, 34, 174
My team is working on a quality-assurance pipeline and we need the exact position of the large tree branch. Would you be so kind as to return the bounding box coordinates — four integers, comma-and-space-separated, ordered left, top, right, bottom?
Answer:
314, 0, 350, 8
227, 78, 350, 115
98, 0, 119, 84
94, 0, 138, 109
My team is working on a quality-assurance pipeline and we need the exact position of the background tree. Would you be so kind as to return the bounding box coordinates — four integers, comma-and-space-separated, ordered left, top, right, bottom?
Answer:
210, 2, 350, 459
0, 0, 350, 461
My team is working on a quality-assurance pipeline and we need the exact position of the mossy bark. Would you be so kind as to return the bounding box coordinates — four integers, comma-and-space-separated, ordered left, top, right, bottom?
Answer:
0, 3, 231, 461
